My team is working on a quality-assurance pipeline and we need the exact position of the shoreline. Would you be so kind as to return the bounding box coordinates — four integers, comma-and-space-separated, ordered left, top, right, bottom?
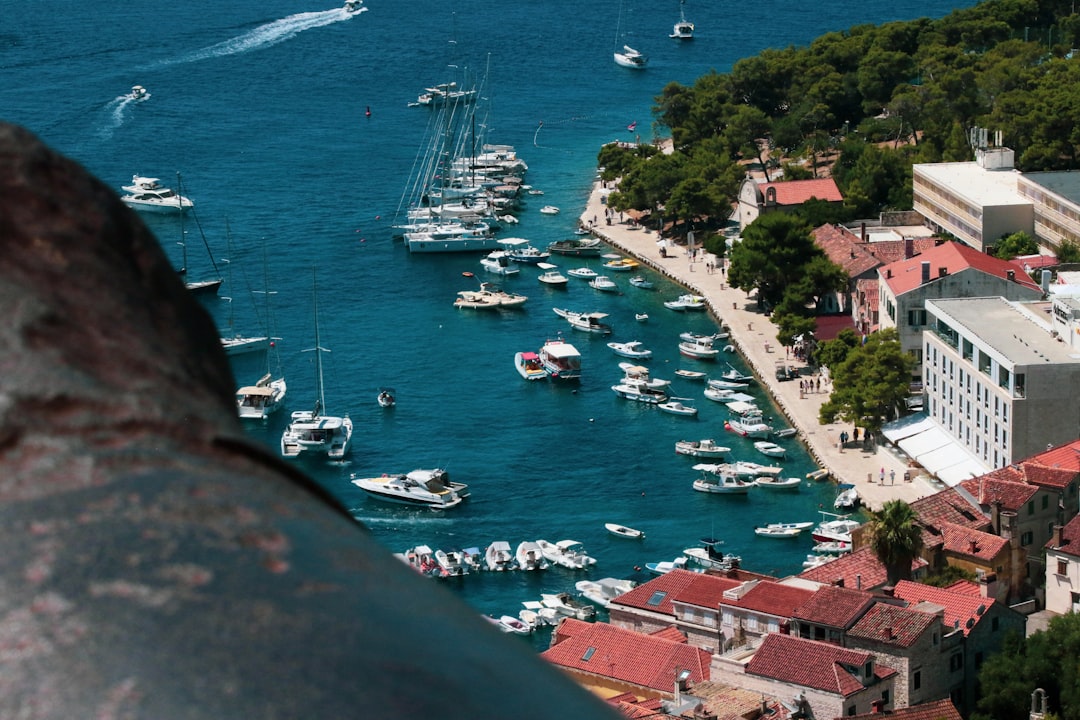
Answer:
577, 178, 935, 511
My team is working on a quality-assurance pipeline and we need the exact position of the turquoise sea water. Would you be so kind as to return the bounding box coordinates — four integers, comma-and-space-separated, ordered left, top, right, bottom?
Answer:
3, 0, 972, 647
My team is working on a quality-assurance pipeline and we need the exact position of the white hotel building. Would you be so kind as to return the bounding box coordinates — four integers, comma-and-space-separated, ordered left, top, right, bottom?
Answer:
922, 297, 1080, 471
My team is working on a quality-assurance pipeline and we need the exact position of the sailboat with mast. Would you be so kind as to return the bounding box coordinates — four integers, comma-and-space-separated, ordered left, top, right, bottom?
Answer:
670, 0, 695, 39
219, 221, 269, 356
176, 173, 223, 295
236, 248, 286, 419
280, 270, 352, 459
614, 0, 648, 68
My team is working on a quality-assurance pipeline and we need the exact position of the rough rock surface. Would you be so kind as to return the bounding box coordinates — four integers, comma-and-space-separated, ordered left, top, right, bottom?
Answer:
0, 124, 617, 719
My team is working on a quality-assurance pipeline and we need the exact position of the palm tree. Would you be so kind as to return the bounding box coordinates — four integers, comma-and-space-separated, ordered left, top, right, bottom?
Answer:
867, 499, 924, 586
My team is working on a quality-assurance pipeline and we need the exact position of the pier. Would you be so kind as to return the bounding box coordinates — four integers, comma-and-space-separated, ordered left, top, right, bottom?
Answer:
579, 179, 935, 511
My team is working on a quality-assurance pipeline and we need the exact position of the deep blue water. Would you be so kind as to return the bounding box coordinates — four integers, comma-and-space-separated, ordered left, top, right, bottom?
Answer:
3, 0, 973, 646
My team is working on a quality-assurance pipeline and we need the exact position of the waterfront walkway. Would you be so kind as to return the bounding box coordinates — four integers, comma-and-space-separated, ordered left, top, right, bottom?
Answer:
579, 182, 937, 511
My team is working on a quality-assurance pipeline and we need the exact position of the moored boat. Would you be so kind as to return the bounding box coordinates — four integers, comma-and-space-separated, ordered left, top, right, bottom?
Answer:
515, 351, 549, 381
536, 262, 569, 286
515, 541, 550, 571
753, 475, 802, 491
589, 275, 619, 292
664, 294, 707, 311
629, 275, 654, 289
754, 525, 802, 538
538, 338, 582, 380
753, 441, 787, 458
659, 399, 698, 416
674, 439, 729, 458
120, 174, 193, 213
605, 522, 645, 539
566, 267, 599, 279
537, 539, 596, 569
236, 373, 287, 420
607, 340, 652, 359
540, 592, 596, 621
484, 541, 516, 571
553, 307, 612, 334
691, 464, 753, 494
547, 238, 604, 256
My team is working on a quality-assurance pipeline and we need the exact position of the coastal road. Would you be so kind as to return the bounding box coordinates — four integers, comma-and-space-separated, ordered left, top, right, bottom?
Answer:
579, 181, 937, 512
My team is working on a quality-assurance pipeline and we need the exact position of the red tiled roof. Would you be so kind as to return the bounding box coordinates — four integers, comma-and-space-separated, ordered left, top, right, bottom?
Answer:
959, 475, 1038, 510
670, 572, 743, 608
760, 178, 844, 205
1047, 514, 1080, 554
608, 695, 671, 719
847, 602, 939, 647
718, 580, 815, 616
650, 626, 690, 643
792, 584, 875, 628
612, 569, 712, 615
892, 580, 994, 636
814, 314, 858, 342
813, 224, 882, 278
1016, 253, 1059, 272
840, 697, 962, 720
860, 237, 941, 265
879, 241, 1041, 296
856, 278, 879, 311
688, 681, 794, 720
746, 633, 890, 696
938, 523, 1009, 561
542, 619, 711, 692
798, 547, 925, 589
911, 490, 988, 532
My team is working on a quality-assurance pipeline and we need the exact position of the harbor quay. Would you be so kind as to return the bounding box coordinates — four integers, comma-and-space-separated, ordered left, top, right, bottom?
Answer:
579, 179, 935, 511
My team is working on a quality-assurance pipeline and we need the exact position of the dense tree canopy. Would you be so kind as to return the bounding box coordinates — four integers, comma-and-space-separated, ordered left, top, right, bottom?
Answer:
819, 328, 915, 434
866, 500, 925, 586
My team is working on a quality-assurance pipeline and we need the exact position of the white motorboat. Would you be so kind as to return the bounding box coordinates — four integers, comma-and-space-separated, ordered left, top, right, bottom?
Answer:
834, 484, 861, 510
691, 465, 753, 494
803, 554, 833, 569
635, 313, 649, 322
605, 522, 645, 540
612, 363, 670, 404
343, 0, 366, 12
811, 512, 861, 544
645, 557, 694, 575
612, 381, 668, 404
680, 331, 727, 344
121, 175, 193, 213
730, 460, 783, 478
684, 546, 740, 570
399, 545, 448, 578
602, 257, 640, 273
496, 615, 532, 635
614, 44, 648, 68
540, 592, 596, 620
618, 362, 670, 390
553, 308, 612, 334
548, 238, 604, 257
726, 400, 761, 417
754, 525, 802, 539
281, 273, 352, 459
659, 399, 698, 416
127, 85, 150, 102
774, 427, 798, 438
566, 267, 599, 279
485, 541, 516, 571
537, 539, 596, 569
536, 262, 569, 286
754, 476, 802, 491
515, 541, 550, 571
670, 0, 694, 38
519, 600, 559, 629
629, 275, 654, 289
456, 280, 528, 309
754, 441, 787, 458
678, 339, 719, 360
501, 238, 550, 264
538, 338, 582, 380
575, 578, 637, 608
675, 439, 729, 458
765, 521, 814, 531
414, 81, 478, 107
674, 369, 707, 381
707, 378, 748, 390
480, 250, 520, 275
725, 417, 773, 438
377, 387, 396, 408
589, 275, 619, 293
718, 366, 754, 383
664, 294, 707, 311
221, 335, 268, 356
607, 340, 652, 359
539, 205, 560, 215
515, 351, 549, 381
434, 549, 469, 576
351, 468, 467, 509
236, 373, 288, 420
813, 540, 854, 554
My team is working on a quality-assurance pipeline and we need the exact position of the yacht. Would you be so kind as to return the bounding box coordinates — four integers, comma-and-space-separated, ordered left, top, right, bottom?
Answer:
236, 372, 287, 420
670, 0, 695, 38
120, 175, 193, 213
614, 45, 648, 69
538, 338, 582, 380
351, 468, 467, 509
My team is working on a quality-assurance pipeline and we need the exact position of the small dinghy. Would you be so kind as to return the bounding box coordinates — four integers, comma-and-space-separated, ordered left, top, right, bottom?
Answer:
605, 522, 645, 540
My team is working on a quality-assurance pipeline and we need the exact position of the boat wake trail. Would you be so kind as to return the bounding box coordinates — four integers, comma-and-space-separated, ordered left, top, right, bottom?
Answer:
98, 95, 136, 139
156, 7, 364, 68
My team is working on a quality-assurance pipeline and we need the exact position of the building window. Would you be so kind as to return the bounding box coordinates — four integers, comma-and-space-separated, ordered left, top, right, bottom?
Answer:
747, 615, 759, 631
722, 611, 733, 626
1043, 494, 1049, 509
1058, 559, 1068, 575
1028, 501, 1035, 516
992, 616, 1000, 631
913, 670, 922, 691
950, 653, 963, 672
1022, 531, 1034, 546
848, 707, 857, 716
908, 309, 927, 327
975, 651, 984, 669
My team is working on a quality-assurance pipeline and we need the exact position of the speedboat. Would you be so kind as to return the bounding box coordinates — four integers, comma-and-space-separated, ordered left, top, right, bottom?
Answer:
519, 601, 559, 629
645, 557, 695, 575
682, 331, 729, 344
678, 338, 719, 360
576, 578, 637, 607
536, 262, 569, 286
684, 546, 740, 570
553, 308, 612, 334
764, 521, 814, 531
537, 539, 596, 569
377, 387, 396, 408
659, 399, 698, 416
351, 468, 467, 509
813, 540, 854, 555
674, 369, 707, 381
496, 615, 532, 635
515, 541, 550, 571
834, 484, 861, 510
502, 238, 550, 264
691, 464, 753, 494
707, 378, 748, 390
635, 313, 649, 322
803, 554, 833, 569
614, 45, 648, 69
754, 476, 802, 491
515, 351, 549, 381
456, 281, 527, 308
538, 338, 582, 380
602, 257, 639, 272
343, 0, 366, 12
566, 267, 599, 279
717, 366, 754, 383
664, 294, 707, 311
607, 340, 652, 359
725, 417, 773, 438
485, 541, 516, 571
120, 175, 193, 213
754, 441, 787, 458
480, 250, 520, 275
730, 460, 782, 478
539, 205, 560, 215
434, 549, 469, 577
540, 592, 596, 620
811, 512, 861, 543
674, 439, 729, 458
612, 363, 670, 404
128, 85, 150, 102
629, 275, 654, 289
589, 275, 619, 292
399, 545, 448, 578
703, 386, 736, 403
754, 525, 802, 538
236, 373, 287, 420
605, 522, 645, 540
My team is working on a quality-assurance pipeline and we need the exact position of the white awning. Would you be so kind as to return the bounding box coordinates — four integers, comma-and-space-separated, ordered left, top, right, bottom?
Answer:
888, 418, 990, 486
882, 412, 934, 443
898, 425, 952, 458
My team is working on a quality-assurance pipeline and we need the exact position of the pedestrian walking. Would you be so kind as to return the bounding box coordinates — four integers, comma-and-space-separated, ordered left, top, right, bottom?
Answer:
889, 469, 896, 485
879, 467, 885, 483
815, 377, 820, 393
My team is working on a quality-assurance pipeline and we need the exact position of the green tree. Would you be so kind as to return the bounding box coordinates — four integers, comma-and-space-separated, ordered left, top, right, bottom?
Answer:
727, 213, 819, 311
814, 328, 862, 369
1058, 240, 1080, 264
993, 231, 1039, 259
866, 499, 925, 586
819, 328, 915, 434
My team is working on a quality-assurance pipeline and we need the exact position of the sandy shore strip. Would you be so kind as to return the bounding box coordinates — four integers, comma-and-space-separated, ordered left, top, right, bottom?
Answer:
578, 179, 936, 511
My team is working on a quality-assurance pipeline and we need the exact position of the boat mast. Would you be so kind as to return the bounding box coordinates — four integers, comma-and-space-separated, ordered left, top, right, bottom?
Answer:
311, 269, 327, 418
177, 171, 188, 275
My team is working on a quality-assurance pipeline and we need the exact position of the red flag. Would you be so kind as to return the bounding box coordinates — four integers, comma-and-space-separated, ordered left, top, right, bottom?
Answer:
627, 121, 637, 131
